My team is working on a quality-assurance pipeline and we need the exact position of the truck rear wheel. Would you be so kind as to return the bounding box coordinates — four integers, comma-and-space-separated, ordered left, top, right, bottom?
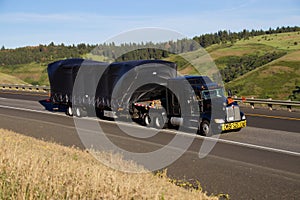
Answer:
66, 106, 73, 116
152, 113, 166, 129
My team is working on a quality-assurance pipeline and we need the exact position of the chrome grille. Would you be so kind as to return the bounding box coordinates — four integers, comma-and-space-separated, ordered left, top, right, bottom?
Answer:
226, 105, 241, 122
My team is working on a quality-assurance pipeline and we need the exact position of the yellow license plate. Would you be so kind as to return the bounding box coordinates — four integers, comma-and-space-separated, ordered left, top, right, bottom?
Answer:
222, 121, 246, 131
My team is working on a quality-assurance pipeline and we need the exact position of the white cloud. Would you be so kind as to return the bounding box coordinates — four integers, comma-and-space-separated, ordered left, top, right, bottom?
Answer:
0, 12, 82, 23
0, 12, 155, 24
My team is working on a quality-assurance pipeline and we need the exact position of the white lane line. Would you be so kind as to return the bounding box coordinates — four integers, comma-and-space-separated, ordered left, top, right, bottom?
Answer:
207, 137, 300, 157
0, 104, 66, 116
0, 104, 299, 157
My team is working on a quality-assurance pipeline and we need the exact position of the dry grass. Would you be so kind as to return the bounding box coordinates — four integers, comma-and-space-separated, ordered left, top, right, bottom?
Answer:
0, 129, 217, 200
0, 72, 27, 84
209, 46, 255, 60
276, 50, 300, 62
259, 66, 293, 78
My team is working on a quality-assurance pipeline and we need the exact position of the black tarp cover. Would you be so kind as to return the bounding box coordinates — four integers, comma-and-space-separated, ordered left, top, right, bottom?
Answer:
47, 58, 108, 103
96, 60, 177, 108
48, 59, 177, 108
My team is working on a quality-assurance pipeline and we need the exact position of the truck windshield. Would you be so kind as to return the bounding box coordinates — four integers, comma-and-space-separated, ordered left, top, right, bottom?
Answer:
201, 88, 224, 100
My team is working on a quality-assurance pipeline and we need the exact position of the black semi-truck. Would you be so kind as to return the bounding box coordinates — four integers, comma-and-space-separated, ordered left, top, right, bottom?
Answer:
47, 58, 246, 136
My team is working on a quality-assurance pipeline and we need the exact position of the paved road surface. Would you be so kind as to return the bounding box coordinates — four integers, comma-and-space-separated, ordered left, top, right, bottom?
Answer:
0, 92, 299, 199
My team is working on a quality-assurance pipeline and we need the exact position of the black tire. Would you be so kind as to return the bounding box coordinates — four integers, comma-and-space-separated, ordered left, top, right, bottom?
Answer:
74, 107, 81, 118
152, 113, 166, 129
199, 120, 212, 137
66, 106, 73, 116
74, 107, 87, 118
143, 114, 151, 126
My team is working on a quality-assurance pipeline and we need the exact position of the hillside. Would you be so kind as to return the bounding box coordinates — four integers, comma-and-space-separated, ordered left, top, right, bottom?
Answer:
227, 50, 300, 100
0, 62, 49, 85
0, 72, 28, 85
168, 31, 300, 100
223, 32, 300, 100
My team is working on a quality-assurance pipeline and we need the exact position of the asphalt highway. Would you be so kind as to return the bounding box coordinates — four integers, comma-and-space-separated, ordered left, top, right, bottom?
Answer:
0, 91, 299, 199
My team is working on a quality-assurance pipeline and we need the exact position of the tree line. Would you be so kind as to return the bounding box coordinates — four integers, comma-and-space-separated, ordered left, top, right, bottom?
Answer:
0, 26, 299, 66
193, 26, 300, 47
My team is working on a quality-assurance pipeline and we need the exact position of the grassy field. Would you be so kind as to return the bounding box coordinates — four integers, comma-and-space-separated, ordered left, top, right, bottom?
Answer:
0, 72, 28, 84
165, 49, 220, 78
226, 50, 300, 99
0, 62, 49, 86
0, 53, 109, 86
0, 129, 218, 200
222, 32, 300, 99
167, 31, 300, 99
235, 32, 300, 51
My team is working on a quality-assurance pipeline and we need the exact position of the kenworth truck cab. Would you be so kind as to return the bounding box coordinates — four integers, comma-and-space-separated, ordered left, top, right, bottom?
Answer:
167, 76, 246, 136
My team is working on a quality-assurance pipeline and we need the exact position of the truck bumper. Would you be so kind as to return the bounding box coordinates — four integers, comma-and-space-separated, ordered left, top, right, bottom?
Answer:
221, 120, 247, 131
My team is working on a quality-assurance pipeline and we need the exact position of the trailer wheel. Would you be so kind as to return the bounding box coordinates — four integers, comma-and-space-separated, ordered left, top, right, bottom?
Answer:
66, 106, 73, 116
74, 107, 81, 118
200, 120, 212, 136
74, 107, 87, 118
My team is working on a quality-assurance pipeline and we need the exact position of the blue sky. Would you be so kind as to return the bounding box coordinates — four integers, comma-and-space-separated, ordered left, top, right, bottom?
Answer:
1, 0, 299, 48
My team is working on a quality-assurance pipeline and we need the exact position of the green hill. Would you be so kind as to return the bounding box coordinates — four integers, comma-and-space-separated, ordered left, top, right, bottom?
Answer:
223, 32, 300, 100
0, 53, 110, 86
0, 72, 28, 85
0, 62, 49, 85
227, 50, 300, 100
167, 31, 300, 100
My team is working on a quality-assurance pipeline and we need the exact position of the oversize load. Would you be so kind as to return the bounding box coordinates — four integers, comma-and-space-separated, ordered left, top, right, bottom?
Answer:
222, 120, 246, 131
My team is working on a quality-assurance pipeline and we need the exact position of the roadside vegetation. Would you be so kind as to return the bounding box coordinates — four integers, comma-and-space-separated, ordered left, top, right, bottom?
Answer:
168, 31, 300, 100
221, 32, 300, 100
226, 53, 300, 100
0, 72, 27, 84
0, 62, 49, 86
0, 129, 218, 200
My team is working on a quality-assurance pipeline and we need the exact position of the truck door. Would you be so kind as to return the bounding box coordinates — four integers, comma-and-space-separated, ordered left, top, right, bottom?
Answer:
171, 92, 180, 115
166, 81, 181, 116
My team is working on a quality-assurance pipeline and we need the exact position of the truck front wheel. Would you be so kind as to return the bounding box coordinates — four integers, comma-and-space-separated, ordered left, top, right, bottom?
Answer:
200, 120, 212, 136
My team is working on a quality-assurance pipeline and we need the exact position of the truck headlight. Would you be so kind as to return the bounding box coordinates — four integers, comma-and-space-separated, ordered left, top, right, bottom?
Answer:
214, 119, 225, 124
242, 115, 246, 120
